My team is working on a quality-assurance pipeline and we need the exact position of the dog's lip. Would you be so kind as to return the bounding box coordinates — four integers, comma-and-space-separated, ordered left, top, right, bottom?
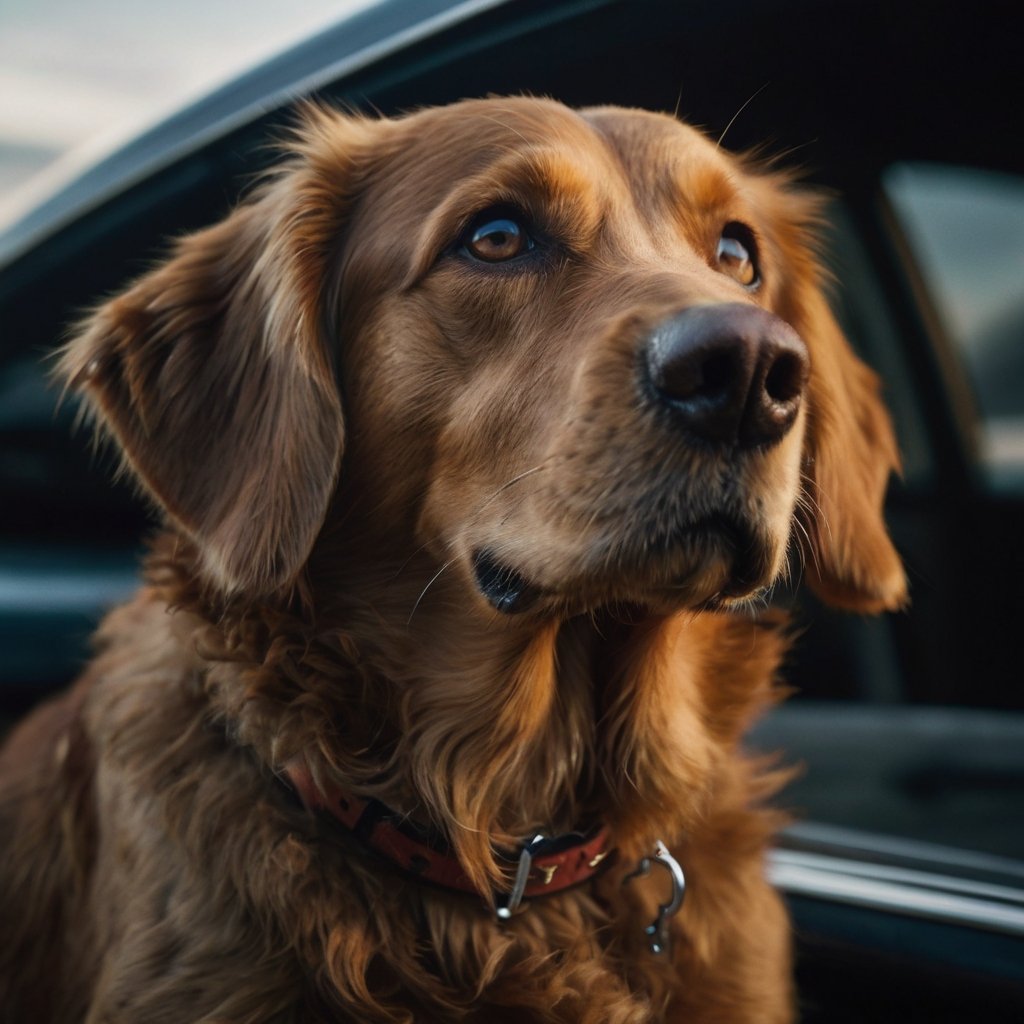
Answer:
472, 549, 545, 614
471, 511, 768, 616
670, 512, 766, 597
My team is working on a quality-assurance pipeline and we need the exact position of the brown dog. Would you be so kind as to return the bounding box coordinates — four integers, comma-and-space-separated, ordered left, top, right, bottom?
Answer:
0, 98, 905, 1022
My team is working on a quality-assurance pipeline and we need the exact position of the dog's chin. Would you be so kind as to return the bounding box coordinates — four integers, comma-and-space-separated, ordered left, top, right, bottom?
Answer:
472, 515, 778, 618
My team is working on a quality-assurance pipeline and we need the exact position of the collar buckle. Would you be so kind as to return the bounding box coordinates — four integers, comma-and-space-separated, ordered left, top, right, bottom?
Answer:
495, 833, 548, 920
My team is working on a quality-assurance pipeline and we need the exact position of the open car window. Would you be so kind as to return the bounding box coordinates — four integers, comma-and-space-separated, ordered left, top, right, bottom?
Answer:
884, 163, 1024, 493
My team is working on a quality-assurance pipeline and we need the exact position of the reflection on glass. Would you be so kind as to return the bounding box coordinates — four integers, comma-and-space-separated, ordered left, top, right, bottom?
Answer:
885, 163, 1024, 491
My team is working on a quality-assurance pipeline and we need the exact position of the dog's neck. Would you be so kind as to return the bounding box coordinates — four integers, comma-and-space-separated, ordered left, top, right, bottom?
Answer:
150, 532, 784, 890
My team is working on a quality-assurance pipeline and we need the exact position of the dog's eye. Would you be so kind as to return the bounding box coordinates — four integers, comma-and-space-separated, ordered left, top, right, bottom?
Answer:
463, 211, 534, 263
716, 223, 760, 289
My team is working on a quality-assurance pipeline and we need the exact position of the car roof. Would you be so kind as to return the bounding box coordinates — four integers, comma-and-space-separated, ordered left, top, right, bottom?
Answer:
0, 0, 508, 268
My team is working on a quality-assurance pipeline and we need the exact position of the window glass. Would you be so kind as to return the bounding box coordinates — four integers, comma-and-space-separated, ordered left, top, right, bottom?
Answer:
884, 163, 1024, 492
825, 202, 932, 488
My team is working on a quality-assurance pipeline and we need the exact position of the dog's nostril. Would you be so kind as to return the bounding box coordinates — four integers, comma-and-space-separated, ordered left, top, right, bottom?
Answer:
700, 352, 735, 396
649, 344, 744, 403
764, 352, 805, 404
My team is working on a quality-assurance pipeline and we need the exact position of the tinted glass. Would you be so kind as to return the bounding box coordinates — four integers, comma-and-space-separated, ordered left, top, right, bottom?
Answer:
885, 163, 1024, 492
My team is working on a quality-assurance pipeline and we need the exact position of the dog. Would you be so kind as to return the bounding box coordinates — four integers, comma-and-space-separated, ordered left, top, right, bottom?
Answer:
0, 97, 906, 1022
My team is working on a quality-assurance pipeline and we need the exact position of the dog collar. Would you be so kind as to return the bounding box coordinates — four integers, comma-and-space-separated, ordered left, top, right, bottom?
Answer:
283, 759, 612, 914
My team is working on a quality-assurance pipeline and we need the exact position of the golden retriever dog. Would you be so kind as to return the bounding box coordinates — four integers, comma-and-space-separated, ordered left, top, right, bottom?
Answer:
0, 97, 905, 1022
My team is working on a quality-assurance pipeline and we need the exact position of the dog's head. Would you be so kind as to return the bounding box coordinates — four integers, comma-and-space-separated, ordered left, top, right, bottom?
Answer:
59, 97, 905, 618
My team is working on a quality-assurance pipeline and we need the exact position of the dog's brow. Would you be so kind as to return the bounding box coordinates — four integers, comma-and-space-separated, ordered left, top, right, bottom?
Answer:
402, 147, 606, 288
665, 159, 738, 214
650, 161, 751, 253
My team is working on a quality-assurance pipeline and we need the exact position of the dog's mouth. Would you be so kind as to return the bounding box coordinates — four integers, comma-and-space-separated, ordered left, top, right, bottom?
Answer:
659, 513, 767, 598
472, 513, 772, 615
472, 550, 545, 614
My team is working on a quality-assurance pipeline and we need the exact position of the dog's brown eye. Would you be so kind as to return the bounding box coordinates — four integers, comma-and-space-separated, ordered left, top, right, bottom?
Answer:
464, 213, 533, 262
716, 223, 759, 288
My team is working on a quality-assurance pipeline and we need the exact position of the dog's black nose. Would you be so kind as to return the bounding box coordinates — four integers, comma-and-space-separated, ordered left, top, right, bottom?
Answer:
645, 303, 809, 448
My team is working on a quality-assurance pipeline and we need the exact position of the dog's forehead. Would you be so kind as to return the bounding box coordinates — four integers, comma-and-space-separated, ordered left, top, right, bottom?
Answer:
404, 97, 601, 156
580, 106, 724, 168
378, 97, 607, 195
374, 99, 737, 208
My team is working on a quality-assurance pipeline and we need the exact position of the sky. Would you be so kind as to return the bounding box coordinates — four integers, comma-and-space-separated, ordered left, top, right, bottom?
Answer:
0, 0, 373, 227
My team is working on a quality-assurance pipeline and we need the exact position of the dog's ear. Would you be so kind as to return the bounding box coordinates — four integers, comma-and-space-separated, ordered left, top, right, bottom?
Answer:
794, 283, 908, 612
58, 108, 377, 595
744, 172, 906, 612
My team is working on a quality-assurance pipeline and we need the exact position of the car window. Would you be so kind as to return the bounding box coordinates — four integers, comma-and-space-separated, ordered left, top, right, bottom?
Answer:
751, 184, 1024, 865
883, 163, 1024, 493
824, 201, 934, 490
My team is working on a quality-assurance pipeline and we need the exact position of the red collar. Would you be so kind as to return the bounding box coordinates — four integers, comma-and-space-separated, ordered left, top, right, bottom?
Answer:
283, 759, 613, 913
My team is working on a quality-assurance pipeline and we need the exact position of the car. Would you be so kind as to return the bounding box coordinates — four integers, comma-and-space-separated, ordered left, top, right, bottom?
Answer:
1, 1, 1022, 1019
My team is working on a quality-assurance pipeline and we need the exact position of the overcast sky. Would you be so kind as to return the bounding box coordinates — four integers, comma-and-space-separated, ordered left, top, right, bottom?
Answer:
0, 0, 372, 227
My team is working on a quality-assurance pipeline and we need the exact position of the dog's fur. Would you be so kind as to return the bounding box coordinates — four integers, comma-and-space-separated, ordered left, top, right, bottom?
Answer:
0, 98, 905, 1022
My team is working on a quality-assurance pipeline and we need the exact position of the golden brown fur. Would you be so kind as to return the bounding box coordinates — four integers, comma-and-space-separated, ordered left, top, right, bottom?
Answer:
0, 98, 905, 1022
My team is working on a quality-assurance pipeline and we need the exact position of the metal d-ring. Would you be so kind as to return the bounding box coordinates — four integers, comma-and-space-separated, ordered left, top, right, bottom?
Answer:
622, 839, 686, 954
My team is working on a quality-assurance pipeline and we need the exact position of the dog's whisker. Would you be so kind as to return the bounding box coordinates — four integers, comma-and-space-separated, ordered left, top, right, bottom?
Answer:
790, 489, 831, 589
388, 462, 553, 586
798, 473, 835, 546
788, 508, 820, 582
716, 82, 770, 149
472, 460, 553, 517
407, 557, 458, 624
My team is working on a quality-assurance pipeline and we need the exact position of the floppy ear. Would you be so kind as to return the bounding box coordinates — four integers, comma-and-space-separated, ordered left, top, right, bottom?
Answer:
57, 108, 376, 595
744, 170, 906, 612
795, 283, 908, 612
